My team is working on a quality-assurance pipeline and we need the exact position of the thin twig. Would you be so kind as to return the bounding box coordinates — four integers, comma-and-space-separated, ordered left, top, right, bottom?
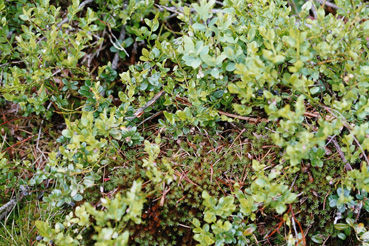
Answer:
290, 204, 306, 246
322, 235, 331, 245
0, 200, 16, 221
352, 134, 369, 165
137, 111, 163, 127
175, 95, 266, 123
36, 102, 52, 150
87, 30, 106, 67
108, 31, 129, 57
290, 173, 299, 189
159, 187, 171, 206
154, 4, 224, 16
178, 223, 191, 229
218, 110, 267, 123
125, 90, 165, 120
322, 189, 331, 210
315, 0, 340, 9
324, 107, 369, 165
213, 129, 246, 166
1, 135, 34, 154
356, 199, 363, 222
291, 215, 299, 241
0, 186, 29, 221
112, 25, 126, 70
329, 136, 352, 171
57, 0, 94, 27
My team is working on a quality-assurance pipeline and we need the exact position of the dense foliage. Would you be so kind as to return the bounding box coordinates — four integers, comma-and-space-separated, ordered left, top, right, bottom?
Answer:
1, 0, 369, 245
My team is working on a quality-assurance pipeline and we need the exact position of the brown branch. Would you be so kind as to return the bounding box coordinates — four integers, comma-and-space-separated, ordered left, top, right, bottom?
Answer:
1, 135, 34, 153
323, 189, 331, 210
137, 111, 163, 127
290, 204, 306, 246
217, 110, 267, 123
125, 91, 267, 124
0, 116, 33, 127
315, 0, 341, 10
125, 90, 165, 120
112, 25, 126, 70
324, 107, 369, 166
57, 0, 94, 27
175, 95, 266, 123
328, 136, 352, 171
213, 129, 246, 166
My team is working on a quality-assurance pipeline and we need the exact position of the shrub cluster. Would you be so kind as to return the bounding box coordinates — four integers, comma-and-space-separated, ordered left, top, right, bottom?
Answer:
1, 0, 369, 245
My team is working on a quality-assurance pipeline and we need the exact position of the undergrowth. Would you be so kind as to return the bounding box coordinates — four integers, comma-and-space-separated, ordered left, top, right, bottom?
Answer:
1, 0, 369, 245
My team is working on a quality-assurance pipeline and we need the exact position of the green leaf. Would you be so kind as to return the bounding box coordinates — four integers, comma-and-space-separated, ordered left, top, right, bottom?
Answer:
361, 231, 369, 241
73, 194, 83, 201
301, 1, 312, 11
233, 104, 252, 115
35, 221, 53, 238
110, 128, 122, 140
228, 83, 239, 94
337, 232, 346, 240
192, 218, 201, 227
204, 211, 216, 223
254, 177, 268, 187
62, 129, 73, 138
317, 7, 325, 19
193, 0, 215, 22
192, 23, 206, 31
243, 224, 256, 236
361, 66, 369, 75
239, 197, 257, 216
275, 203, 287, 214
19, 15, 29, 21
164, 111, 176, 125
311, 234, 325, 244
334, 223, 350, 230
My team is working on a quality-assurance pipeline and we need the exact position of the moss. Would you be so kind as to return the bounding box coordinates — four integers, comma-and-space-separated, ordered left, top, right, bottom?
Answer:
115, 124, 275, 245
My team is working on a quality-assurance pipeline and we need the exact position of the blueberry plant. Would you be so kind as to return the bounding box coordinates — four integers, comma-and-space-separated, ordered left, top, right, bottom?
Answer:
1, 0, 369, 245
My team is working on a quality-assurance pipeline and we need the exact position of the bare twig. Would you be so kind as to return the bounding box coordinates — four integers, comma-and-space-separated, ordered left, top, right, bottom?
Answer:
289, 204, 306, 246
322, 189, 331, 210
85, 30, 107, 67
0, 200, 16, 221
112, 25, 126, 70
322, 235, 331, 245
356, 199, 363, 222
137, 111, 163, 127
1, 135, 34, 154
155, 4, 224, 15
329, 136, 352, 171
218, 110, 267, 123
125, 90, 165, 120
78, 0, 94, 10
351, 133, 369, 165
57, 0, 94, 28
175, 95, 266, 123
290, 173, 299, 189
213, 129, 246, 166
178, 223, 191, 229
108, 29, 129, 57
291, 215, 299, 241
324, 107, 369, 165
315, 0, 340, 9
159, 187, 171, 206
0, 185, 29, 221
